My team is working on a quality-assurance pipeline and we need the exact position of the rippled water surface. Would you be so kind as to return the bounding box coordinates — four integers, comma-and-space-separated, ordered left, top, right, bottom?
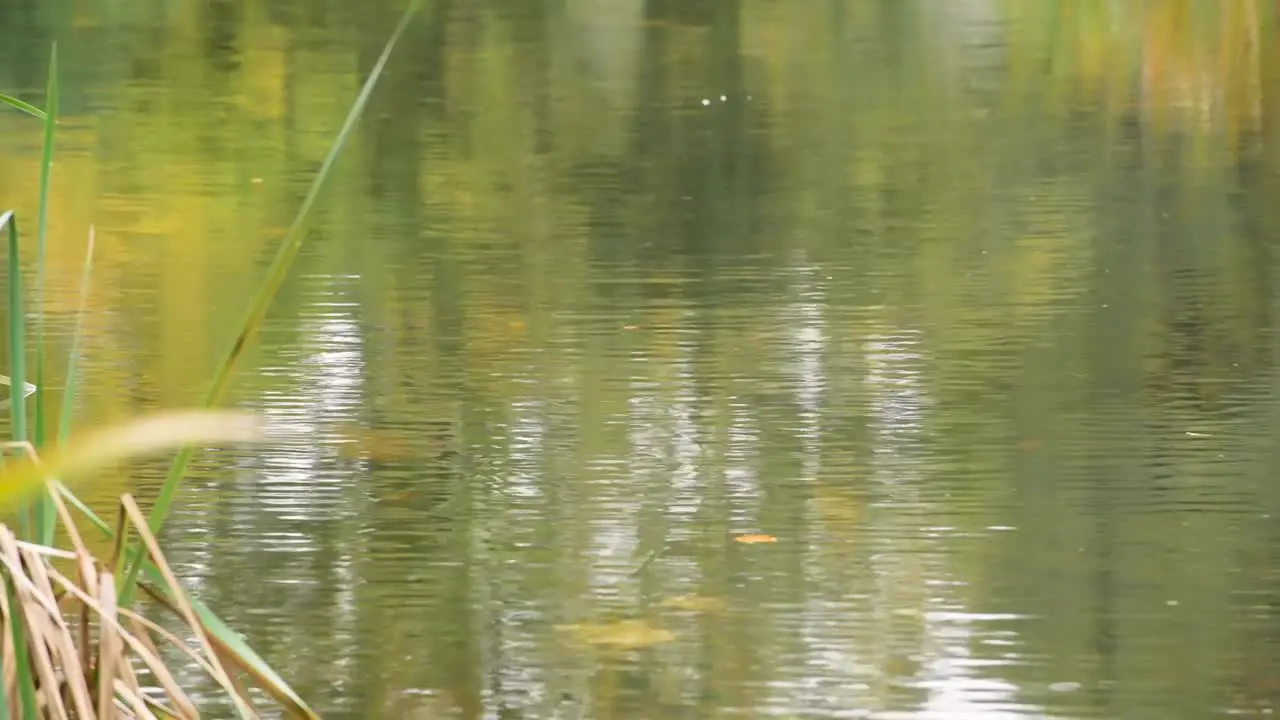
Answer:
5, 2, 1280, 718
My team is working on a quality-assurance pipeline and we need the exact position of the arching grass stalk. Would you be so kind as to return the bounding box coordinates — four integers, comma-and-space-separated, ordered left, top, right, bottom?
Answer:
118, 0, 423, 595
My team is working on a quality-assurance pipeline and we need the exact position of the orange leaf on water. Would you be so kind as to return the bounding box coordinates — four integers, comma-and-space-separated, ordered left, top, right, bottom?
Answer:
734, 534, 777, 544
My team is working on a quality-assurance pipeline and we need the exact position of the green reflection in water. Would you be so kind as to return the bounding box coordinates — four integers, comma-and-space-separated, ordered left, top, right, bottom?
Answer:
3, 1, 1280, 718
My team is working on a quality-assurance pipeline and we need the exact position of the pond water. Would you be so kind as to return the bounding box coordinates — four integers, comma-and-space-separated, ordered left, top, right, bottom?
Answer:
4, 1, 1280, 718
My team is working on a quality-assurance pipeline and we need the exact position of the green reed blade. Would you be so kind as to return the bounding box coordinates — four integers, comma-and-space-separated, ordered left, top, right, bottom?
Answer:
34, 44, 58, 545
57, 226, 93, 447
181, 591, 320, 719
0, 93, 45, 120
6, 579, 37, 720
2, 213, 26, 444
119, 0, 422, 602
2, 212, 30, 538
55, 481, 110, 535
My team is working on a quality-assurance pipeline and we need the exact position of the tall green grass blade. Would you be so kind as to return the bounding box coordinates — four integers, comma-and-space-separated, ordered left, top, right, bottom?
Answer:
34, 44, 58, 545
56, 481, 111, 535
6, 579, 37, 720
0, 93, 45, 120
1, 211, 30, 538
57, 226, 92, 446
2, 212, 26, 444
121, 0, 422, 600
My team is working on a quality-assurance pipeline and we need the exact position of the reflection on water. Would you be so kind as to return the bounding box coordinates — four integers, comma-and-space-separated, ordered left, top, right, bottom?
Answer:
6, 1, 1280, 718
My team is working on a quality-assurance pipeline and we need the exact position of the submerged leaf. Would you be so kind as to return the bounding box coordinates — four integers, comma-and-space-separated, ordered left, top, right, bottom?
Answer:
658, 595, 727, 612
557, 619, 674, 649
812, 491, 861, 527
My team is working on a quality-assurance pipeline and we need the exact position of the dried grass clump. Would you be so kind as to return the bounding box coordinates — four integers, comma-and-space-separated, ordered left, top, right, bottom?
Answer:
0, 490, 273, 719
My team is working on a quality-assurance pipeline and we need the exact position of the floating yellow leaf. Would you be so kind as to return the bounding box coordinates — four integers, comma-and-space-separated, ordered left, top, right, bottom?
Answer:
556, 619, 674, 649
734, 534, 777, 544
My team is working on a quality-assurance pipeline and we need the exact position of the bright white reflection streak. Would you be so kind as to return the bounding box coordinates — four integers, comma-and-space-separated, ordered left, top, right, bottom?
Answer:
784, 255, 865, 715
864, 325, 1040, 719
669, 332, 704, 523
163, 275, 365, 706
257, 276, 365, 698
629, 309, 709, 558
486, 374, 552, 710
